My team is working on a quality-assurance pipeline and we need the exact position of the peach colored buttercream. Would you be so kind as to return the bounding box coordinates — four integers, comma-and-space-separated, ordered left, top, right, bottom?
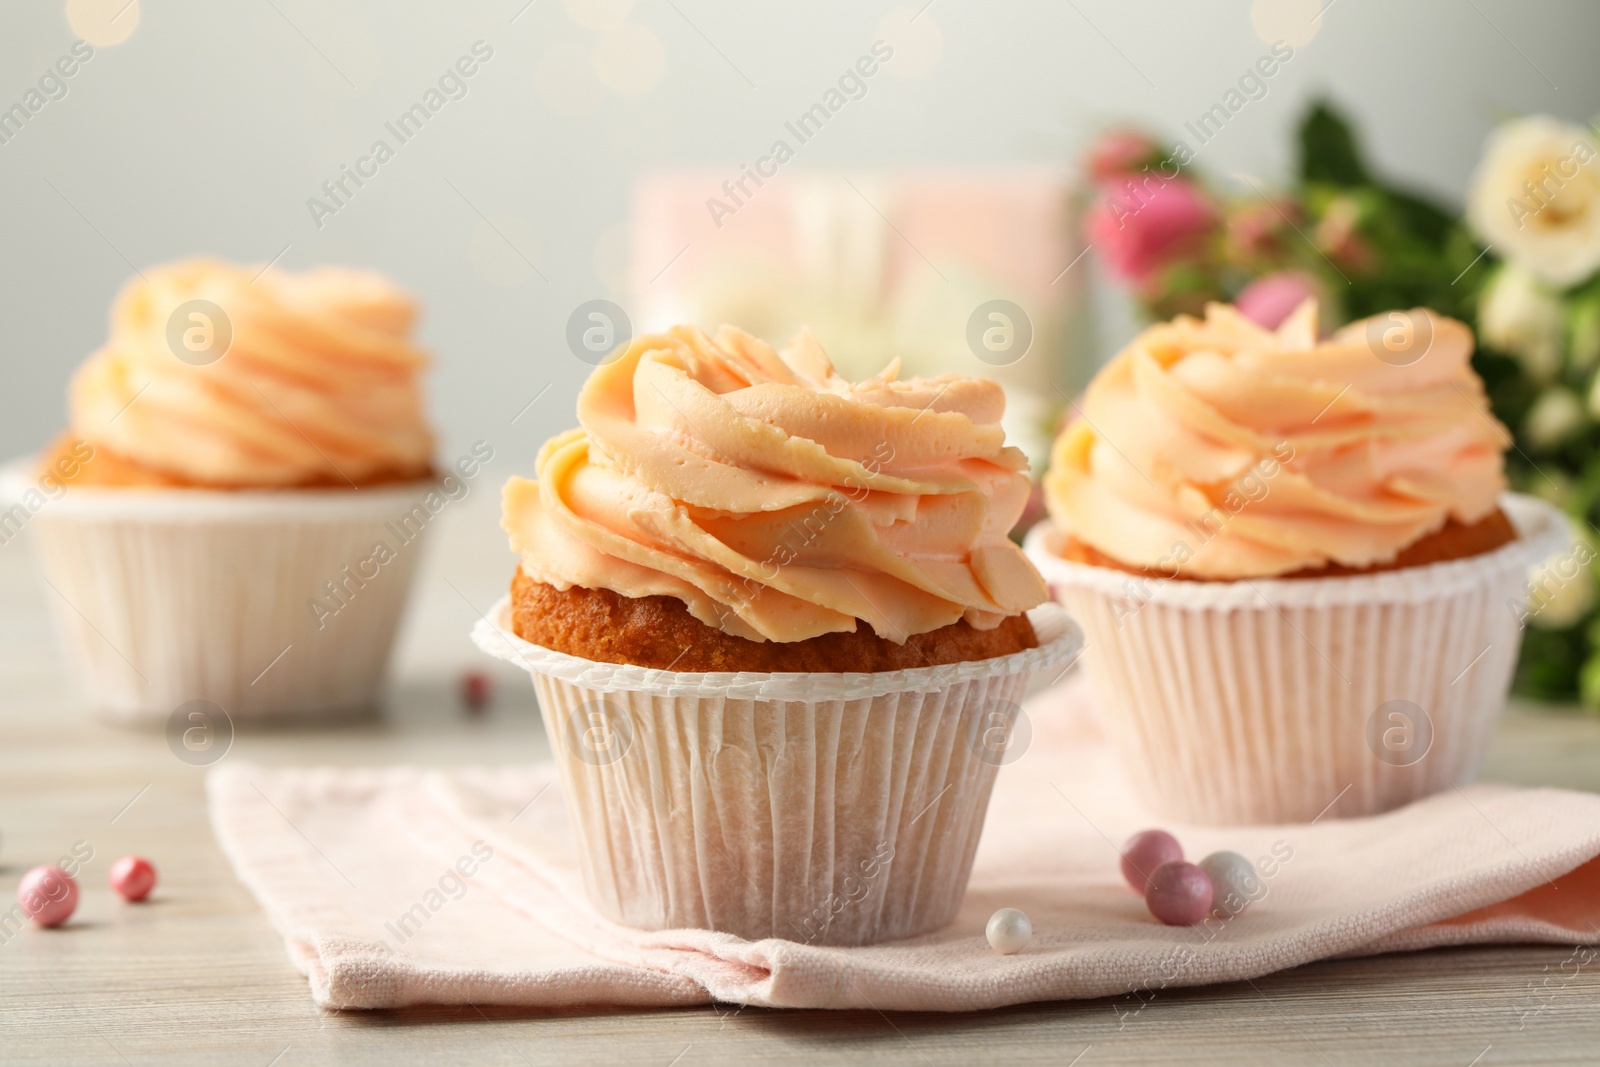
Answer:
69, 258, 433, 487
502, 325, 1048, 643
1044, 301, 1509, 579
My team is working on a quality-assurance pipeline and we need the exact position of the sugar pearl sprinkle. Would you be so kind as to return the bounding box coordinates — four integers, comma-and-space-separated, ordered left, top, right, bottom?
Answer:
1119, 828, 1184, 891
17, 865, 78, 928
1121, 830, 1267, 926
1199, 850, 1260, 918
986, 907, 1033, 954
1145, 861, 1214, 926
109, 856, 157, 902
459, 670, 492, 713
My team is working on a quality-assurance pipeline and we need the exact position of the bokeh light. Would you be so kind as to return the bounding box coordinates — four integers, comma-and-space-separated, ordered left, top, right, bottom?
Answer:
66, 0, 140, 47
564, 0, 634, 31
875, 6, 943, 80
1250, 0, 1325, 49
593, 22, 666, 96
536, 41, 608, 117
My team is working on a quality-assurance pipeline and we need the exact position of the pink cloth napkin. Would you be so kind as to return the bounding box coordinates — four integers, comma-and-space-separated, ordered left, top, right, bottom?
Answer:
208, 675, 1600, 1012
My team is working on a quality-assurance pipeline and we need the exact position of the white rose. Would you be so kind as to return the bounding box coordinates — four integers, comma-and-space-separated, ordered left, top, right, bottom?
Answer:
1524, 385, 1586, 451
1479, 263, 1565, 380
1526, 538, 1597, 630
1467, 116, 1600, 288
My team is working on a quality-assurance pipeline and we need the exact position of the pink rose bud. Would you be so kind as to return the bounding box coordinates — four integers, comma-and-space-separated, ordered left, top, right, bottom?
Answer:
1087, 177, 1215, 285
1234, 271, 1319, 329
1226, 200, 1289, 258
1086, 129, 1158, 181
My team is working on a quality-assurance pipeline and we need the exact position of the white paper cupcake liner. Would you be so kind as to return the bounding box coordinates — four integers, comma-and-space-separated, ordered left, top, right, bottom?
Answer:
1024, 493, 1569, 825
2, 459, 437, 725
473, 596, 1082, 945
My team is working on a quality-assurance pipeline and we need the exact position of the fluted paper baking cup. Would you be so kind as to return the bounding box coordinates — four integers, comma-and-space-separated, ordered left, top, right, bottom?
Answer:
1, 459, 437, 725
473, 597, 1081, 945
1024, 493, 1569, 826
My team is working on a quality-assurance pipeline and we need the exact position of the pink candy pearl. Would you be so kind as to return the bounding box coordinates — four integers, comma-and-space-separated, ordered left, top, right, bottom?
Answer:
1145, 861, 1214, 926
109, 856, 157, 902
1119, 829, 1184, 890
17, 866, 79, 927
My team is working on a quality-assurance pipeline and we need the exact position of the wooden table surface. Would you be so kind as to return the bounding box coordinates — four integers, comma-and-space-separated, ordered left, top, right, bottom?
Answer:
3, 502, 1600, 1066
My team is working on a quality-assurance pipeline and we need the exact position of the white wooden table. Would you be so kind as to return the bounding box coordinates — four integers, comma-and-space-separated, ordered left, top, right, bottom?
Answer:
3, 499, 1598, 1065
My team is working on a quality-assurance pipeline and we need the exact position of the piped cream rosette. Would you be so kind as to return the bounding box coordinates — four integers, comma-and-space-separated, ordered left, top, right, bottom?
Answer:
502, 324, 1046, 645
70, 258, 433, 488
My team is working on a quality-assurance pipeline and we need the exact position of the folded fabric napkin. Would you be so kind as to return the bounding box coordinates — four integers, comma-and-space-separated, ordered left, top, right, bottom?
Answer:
208, 675, 1600, 1011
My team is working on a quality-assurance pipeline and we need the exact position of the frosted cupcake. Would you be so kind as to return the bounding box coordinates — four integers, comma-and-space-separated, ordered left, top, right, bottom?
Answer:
1027, 301, 1565, 825
9, 258, 439, 724
476, 325, 1079, 944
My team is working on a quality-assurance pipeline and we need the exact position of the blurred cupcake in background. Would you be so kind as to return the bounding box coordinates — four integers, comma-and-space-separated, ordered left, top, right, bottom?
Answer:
5, 258, 440, 725
1027, 300, 1567, 824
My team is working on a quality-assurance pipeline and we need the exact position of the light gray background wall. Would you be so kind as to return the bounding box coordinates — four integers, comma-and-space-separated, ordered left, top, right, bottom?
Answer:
0, 0, 1594, 475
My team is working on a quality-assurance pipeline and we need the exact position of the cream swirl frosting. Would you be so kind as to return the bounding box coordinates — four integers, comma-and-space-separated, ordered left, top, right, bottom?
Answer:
503, 325, 1048, 643
1045, 301, 1509, 579
69, 258, 434, 487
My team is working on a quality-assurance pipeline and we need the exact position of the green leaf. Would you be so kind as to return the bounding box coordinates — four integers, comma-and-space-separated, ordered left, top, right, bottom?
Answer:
1383, 187, 1456, 244
1515, 625, 1586, 701
1297, 100, 1371, 187
1579, 649, 1600, 709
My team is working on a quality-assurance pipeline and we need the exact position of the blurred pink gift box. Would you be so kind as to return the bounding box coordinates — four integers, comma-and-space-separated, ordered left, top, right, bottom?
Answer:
630, 169, 1091, 467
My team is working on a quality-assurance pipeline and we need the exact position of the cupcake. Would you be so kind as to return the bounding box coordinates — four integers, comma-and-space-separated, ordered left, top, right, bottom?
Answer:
1027, 301, 1566, 825
475, 324, 1080, 944
6, 258, 440, 724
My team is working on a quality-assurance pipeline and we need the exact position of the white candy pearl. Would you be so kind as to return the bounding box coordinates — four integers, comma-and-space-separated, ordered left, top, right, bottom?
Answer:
986, 907, 1033, 954
1199, 850, 1262, 917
